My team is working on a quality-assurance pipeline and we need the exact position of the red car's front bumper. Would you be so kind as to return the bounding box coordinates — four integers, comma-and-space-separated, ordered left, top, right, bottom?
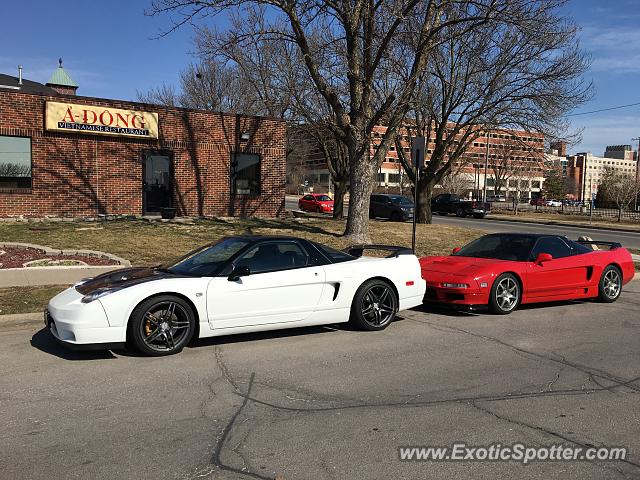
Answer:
423, 281, 490, 306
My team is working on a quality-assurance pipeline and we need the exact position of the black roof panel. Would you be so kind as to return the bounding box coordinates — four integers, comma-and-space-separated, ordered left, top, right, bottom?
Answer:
0, 74, 57, 95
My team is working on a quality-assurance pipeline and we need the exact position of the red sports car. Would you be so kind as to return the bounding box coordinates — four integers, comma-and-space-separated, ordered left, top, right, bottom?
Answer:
298, 194, 334, 213
420, 233, 635, 314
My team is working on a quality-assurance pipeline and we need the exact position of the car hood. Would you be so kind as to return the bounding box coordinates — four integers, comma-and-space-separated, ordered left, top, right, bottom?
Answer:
420, 256, 510, 276
75, 267, 182, 295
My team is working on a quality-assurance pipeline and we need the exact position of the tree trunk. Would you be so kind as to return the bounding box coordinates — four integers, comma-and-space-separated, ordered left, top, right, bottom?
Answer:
344, 156, 377, 243
332, 180, 348, 219
415, 175, 433, 224
618, 207, 622, 222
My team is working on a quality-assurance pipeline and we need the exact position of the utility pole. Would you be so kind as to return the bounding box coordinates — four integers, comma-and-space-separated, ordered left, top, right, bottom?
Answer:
632, 137, 640, 211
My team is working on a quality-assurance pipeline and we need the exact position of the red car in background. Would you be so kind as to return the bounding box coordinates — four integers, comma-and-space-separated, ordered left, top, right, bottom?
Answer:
420, 233, 635, 314
298, 194, 334, 213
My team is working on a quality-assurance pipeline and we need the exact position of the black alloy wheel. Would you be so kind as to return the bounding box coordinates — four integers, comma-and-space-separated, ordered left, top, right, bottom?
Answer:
130, 295, 195, 356
350, 279, 398, 331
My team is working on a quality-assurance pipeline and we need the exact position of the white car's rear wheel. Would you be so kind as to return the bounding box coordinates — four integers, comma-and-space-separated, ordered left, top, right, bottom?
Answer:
130, 295, 195, 356
350, 279, 398, 331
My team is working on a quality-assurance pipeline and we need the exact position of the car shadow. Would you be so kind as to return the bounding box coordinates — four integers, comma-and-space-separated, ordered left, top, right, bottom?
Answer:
188, 324, 344, 350
30, 328, 117, 360
411, 303, 484, 317
410, 299, 593, 318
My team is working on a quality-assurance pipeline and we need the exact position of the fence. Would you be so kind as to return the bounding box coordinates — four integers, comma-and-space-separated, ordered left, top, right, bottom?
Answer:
490, 202, 640, 222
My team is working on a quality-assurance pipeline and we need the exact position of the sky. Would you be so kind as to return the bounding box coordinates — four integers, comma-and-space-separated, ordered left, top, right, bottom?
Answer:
1, 0, 639, 156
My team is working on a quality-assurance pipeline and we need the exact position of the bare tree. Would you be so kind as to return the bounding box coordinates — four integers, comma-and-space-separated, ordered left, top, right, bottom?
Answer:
598, 167, 639, 222
394, 1, 591, 223
438, 168, 473, 197
137, 83, 180, 107
148, 0, 517, 242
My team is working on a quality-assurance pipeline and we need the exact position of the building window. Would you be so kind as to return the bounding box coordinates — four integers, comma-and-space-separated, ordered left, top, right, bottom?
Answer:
0, 136, 31, 190
231, 153, 260, 195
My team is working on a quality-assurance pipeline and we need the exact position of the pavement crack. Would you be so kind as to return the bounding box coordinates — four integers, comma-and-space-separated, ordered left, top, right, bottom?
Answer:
469, 401, 640, 474
210, 372, 271, 480
409, 317, 640, 393
214, 345, 240, 393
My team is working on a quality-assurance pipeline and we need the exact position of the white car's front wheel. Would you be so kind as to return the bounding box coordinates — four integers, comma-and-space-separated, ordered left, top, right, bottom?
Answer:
129, 295, 196, 356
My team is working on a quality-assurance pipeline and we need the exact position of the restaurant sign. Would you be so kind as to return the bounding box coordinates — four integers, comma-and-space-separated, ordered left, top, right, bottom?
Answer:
45, 101, 159, 139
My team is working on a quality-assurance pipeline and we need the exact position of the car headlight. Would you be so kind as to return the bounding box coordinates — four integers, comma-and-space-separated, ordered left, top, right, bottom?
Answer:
441, 283, 469, 288
81, 287, 122, 303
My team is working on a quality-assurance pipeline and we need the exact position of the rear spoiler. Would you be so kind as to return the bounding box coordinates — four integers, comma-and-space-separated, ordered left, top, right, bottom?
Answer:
575, 240, 622, 250
344, 244, 414, 258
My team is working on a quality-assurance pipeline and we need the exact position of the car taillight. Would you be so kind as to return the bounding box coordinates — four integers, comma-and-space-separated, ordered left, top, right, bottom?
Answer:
406, 281, 415, 286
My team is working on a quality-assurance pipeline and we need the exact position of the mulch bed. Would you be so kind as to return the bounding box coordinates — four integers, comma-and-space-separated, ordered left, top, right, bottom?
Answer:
0, 246, 120, 269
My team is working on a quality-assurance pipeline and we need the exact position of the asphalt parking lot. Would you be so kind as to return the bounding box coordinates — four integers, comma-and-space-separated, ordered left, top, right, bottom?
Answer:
1, 283, 639, 480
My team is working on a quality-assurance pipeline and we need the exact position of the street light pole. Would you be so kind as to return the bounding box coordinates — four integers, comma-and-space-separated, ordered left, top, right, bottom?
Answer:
632, 137, 640, 211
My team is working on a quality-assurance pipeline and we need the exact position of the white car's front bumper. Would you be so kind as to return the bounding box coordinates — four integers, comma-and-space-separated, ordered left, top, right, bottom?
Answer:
46, 287, 127, 349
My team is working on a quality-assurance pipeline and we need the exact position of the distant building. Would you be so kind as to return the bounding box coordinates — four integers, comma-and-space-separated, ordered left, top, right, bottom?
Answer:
291, 124, 545, 200
604, 144, 638, 162
565, 152, 638, 201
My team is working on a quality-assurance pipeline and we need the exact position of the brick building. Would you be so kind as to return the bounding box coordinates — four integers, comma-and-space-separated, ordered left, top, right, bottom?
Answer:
0, 64, 286, 218
291, 124, 545, 200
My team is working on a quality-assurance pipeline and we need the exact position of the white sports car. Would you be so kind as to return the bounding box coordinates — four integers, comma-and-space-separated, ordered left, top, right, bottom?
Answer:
46, 236, 426, 356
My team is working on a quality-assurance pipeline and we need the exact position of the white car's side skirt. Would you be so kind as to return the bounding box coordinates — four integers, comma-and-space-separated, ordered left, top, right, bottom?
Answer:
198, 308, 350, 339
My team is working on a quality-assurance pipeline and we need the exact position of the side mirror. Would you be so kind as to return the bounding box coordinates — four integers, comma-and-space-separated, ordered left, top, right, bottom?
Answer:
227, 266, 250, 281
535, 253, 553, 265
452, 247, 461, 254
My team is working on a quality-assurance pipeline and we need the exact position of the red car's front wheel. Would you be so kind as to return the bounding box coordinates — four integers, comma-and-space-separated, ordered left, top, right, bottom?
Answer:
488, 273, 521, 314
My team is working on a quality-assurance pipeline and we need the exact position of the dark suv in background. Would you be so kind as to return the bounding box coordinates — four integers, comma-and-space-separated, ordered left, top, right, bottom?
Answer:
369, 194, 415, 221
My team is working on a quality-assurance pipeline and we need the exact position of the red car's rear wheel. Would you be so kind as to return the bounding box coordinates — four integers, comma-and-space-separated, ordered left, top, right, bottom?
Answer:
598, 265, 622, 303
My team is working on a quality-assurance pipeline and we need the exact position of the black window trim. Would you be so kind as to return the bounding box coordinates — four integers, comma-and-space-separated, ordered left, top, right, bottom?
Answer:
0, 135, 32, 193
230, 152, 261, 196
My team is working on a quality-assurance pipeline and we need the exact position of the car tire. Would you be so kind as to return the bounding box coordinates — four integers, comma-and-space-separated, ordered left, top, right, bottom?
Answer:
315, 206, 321, 213
390, 211, 402, 222
350, 279, 398, 331
129, 295, 196, 356
455, 207, 466, 218
597, 265, 622, 303
473, 213, 485, 219
488, 273, 521, 315
369, 210, 375, 219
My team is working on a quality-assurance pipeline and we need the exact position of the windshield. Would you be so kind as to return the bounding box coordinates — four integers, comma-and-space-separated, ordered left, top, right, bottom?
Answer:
454, 234, 536, 261
390, 196, 413, 205
315, 195, 332, 201
162, 238, 250, 276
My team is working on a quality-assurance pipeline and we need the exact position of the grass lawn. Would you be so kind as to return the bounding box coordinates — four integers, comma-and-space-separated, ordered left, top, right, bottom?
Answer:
0, 285, 69, 316
0, 217, 483, 315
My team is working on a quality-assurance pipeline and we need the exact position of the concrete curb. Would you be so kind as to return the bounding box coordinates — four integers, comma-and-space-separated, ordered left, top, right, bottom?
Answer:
0, 265, 126, 288
0, 312, 44, 330
485, 215, 640, 234
0, 242, 131, 288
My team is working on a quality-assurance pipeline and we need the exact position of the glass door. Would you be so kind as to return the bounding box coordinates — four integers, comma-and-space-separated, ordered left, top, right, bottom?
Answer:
143, 151, 173, 214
